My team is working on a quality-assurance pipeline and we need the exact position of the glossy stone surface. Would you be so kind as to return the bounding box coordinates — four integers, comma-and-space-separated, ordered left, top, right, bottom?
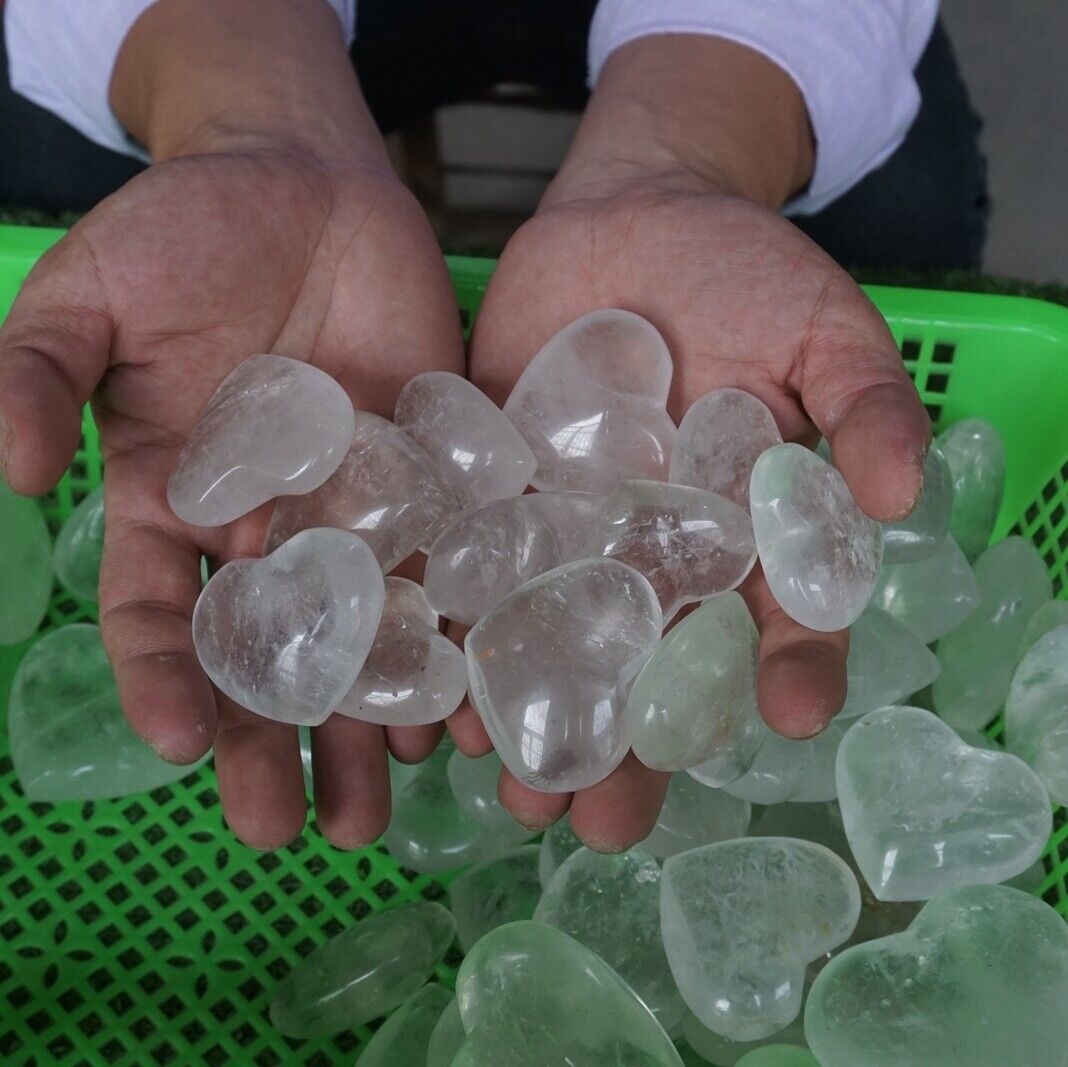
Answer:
426, 997, 466, 1067
447, 750, 513, 827
837, 707, 1051, 901
750, 444, 882, 632
933, 537, 1052, 731
8, 624, 205, 801
880, 447, 952, 563
583, 481, 756, 619
683, 1012, 808, 1067
466, 559, 662, 793
336, 577, 466, 726
395, 371, 537, 509
1018, 599, 1068, 660
424, 491, 603, 625
1006, 624, 1068, 805
662, 839, 859, 1041
670, 388, 782, 510
358, 983, 454, 1067
268, 902, 454, 1036
626, 593, 761, 774
535, 847, 686, 1031
193, 529, 384, 725
538, 817, 583, 888
839, 606, 940, 718
455, 921, 683, 1066
0, 480, 51, 645
52, 485, 104, 602
805, 885, 1068, 1067
264, 410, 457, 570
934, 418, 1006, 561
167, 354, 353, 527
449, 845, 542, 952
503, 309, 677, 494
641, 773, 751, 859
871, 534, 980, 644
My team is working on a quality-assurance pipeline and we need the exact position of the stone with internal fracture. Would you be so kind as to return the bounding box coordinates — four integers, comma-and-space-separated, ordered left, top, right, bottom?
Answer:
449, 846, 543, 952
53, 485, 105, 602
881, 446, 953, 563
0, 479, 52, 645
934, 418, 1006, 561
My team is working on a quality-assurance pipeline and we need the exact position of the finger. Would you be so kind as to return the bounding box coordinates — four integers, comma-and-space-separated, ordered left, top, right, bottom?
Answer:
444, 620, 494, 755
0, 235, 112, 493
386, 722, 445, 763
741, 567, 848, 740
498, 765, 572, 832
213, 696, 307, 850
569, 753, 669, 853
312, 715, 392, 849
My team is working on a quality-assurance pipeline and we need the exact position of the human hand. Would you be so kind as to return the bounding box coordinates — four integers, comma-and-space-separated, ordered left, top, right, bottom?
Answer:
0, 0, 464, 849
450, 36, 930, 850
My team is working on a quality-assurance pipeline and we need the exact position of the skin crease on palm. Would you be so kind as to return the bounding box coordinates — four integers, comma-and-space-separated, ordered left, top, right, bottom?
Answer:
0, 6, 928, 853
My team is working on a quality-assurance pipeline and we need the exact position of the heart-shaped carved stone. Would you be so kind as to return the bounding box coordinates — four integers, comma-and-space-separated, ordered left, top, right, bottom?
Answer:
53, 485, 105, 603
193, 528, 384, 725
661, 838, 860, 1042
934, 417, 1006, 561
836, 706, 1051, 901
168, 354, 354, 526
805, 884, 1068, 1066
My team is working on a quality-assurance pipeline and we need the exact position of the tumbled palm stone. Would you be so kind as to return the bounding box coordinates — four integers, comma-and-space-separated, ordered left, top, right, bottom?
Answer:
466, 559, 662, 792
0, 479, 52, 645
626, 593, 761, 773
455, 921, 683, 1066
538, 816, 583, 888
871, 533, 980, 643
167, 354, 353, 526
193, 528, 384, 725
535, 847, 686, 1031
750, 444, 882, 632
839, 606, 940, 717
641, 773, 751, 859
268, 901, 454, 1036
336, 577, 466, 726
395, 371, 537, 509
1006, 624, 1068, 805
358, 983, 454, 1067
880, 446, 952, 563
447, 749, 514, 827
264, 410, 457, 569
933, 536, 1052, 731
670, 388, 782, 510
503, 309, 677, 493
583, 480, 756, 619
449, 845, 542, 952
9, 624, 206, 800
426, 996, 466, 1067
1018, 599, 1068, 660
805, 884, 1068, 1067
52, 485, 104, 602
934, 418, 1006, 561
837, 706, 1051, 901
662, 839, 860, 1041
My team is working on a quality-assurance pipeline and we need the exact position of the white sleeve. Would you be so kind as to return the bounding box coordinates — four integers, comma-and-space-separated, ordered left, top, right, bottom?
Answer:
4, 0, 358, 161
588, 0, 940, 214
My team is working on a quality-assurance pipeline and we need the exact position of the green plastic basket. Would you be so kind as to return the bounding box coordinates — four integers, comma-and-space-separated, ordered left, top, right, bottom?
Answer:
1, 224, 1067, 1066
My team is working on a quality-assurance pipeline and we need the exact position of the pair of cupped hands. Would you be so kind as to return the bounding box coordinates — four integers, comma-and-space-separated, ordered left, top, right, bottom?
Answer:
0, 29, 929, 853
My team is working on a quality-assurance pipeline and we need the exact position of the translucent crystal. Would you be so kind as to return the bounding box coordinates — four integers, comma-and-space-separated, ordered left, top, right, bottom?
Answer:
426, 996, 466, 1067
933, 537, 1052, 731
335, 577, 466, 726
626, 593, 762, 773
264, 410, 458, 570
750, 444, 882, 632
8, 624, 206, 801
871, 534, 980, 643
641, 773, 751, 859
934, 418, 1006, 561
268, 902, 454, 1036
670, 388, 782, 510
52, 485, 104, 602
455, 921, 683, 1066
582, 481, 756, 619
736, 1049, 821, 1067
683, 1012, 808, 1067
193, 528, 384, 725
466, 559, 662, 793
167, 354, 353, 527
1018, 599, 1068, 660
661, 839, 860, 1041
535, 847, 686, 1031
880, 447, 952, 563
503, 309, 676, 493
0, 480, 51, 645
449, 845, 542, 952
358, 983, 454, 1067
395, 371, 537, 509
839, 606, 940, 718
1006, 624, 1068, 805
805, 885, 1068, 1067
836, 706, 1051, 901
538, 816, 583, 888
447, 749, 513, 827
